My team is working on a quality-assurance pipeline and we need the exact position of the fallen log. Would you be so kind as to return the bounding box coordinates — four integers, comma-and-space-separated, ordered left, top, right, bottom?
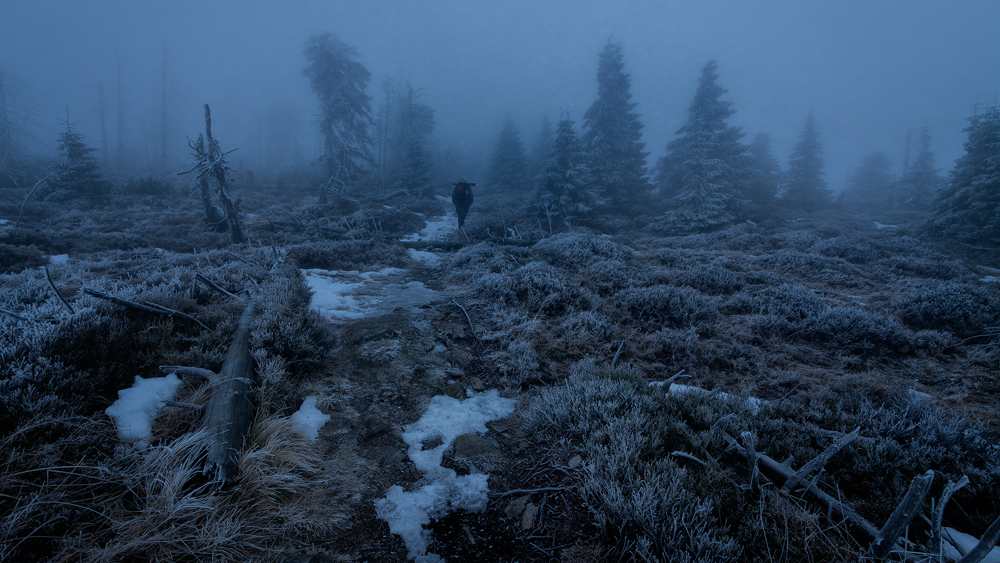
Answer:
201, 300, 256, 488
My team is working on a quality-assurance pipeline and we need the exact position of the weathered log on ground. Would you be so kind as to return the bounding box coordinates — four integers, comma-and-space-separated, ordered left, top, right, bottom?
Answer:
201, 300, 256, 488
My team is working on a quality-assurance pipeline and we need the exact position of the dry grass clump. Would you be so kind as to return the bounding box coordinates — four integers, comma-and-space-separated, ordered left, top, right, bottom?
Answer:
615, 285, 717, 328
724, 283, 826, 320
287, 238, 409, 271
532, 231, 635, 270
674, 263, 746, 295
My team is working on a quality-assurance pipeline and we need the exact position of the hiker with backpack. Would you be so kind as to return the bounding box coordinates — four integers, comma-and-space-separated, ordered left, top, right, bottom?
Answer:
451, 177, 475, 228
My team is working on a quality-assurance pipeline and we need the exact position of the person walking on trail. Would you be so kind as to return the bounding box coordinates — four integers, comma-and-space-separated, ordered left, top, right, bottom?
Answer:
451, 177, 475, 228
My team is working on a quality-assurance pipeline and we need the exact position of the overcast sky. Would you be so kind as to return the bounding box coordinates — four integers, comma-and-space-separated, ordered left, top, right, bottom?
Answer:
1, 0, 998, 189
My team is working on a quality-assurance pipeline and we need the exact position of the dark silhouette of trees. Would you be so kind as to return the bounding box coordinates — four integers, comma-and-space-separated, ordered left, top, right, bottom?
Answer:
302, 33, 374, 204
583, 41, 649, 208
654, 60, 751, 231
782, 112, 831, 211
532, 116, 598, 230
396, 84, 435, 196
927, 106, 1000, 245
840, 152, 894, 212
529, 115, 555, 179
899, 126, 943, 211
746, 133, 782, 206
489, 114, 528, 194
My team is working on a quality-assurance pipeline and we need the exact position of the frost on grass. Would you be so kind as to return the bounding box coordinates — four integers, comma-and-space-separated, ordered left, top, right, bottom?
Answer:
375, 390, 516, 562
105, 374, 182, 448
289, 396, 330, 442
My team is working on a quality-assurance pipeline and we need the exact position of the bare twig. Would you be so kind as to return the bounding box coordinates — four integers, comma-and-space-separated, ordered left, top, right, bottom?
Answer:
931, 476, 969, 557
15, 172, 56, 228
782, 427, 860, 493
164, 400, 203, 410
159, 365, 216, 380
493, 487, 567, 497
42, 266, 74, 314
141, 301, 211, 330
83, 289, 209, 330
0, 307, 31, 322
670, 450, 707, 467
611, 340, 626, 367
195, 273, 239, 299
452, 299, 478, 341
871, 470, 935, 558
741, 431, 761, 493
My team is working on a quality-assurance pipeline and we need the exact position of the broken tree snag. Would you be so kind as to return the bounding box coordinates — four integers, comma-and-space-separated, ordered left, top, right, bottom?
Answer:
202, 104, 246, 245
931, 476, 970, 557
871, 469, 934, 558
201, 300, 256, 488
958, 513, 1000, 563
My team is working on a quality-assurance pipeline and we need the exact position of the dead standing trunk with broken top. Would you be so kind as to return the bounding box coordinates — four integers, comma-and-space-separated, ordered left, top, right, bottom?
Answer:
201, 300, 256, 487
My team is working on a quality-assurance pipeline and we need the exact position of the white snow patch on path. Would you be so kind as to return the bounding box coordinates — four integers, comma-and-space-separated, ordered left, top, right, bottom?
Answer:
303, 267, 437, 322
289, 396, 330, 441
942, 527, 1000, 562
408, 248, 442, 268
105, 374, 182, 448
375, 390, 516, 563
403, 196, 457, 242
49, 254, 69, 265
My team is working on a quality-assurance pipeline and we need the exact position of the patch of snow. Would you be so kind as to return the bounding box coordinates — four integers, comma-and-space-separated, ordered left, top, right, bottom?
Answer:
375, 390, 516, 562
0, 218, 10, 225
49, 254, 69, 265
105, 374, 182, 448
981, 276, 999, 284
303, 267, 437, 322
874, 222, 899, 230
942, 527, 1000, 562
650, 381, 763, 413
908, 388, 933, 400
408, 248, 442, 268
402, 196, 457, 242
289, 396, 330, 442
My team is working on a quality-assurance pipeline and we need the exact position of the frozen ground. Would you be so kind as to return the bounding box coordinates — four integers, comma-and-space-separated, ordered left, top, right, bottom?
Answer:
402, 196, 458, 242
302, 267, 437, 321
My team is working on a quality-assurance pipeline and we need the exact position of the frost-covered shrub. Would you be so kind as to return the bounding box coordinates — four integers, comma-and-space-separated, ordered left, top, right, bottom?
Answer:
532, 232, 633, 270
446, 243, 529, 282
641, 327, 703, 364
117, 175, 175, 196
803, 305, 920, 354
557, 311, 616, 345
344, 207, 424, 237
813, 235, 886, 264
772, 230, 821, 251
500, 340, 541, 385
288, 239, 409, 271
676, 264, 745, 295
758, 250, 865, 278
893, 282, 1000, 337
724, 283, 827, 320
615, 285, 717, 328
879, 256, 970, 280
0, 243, 46, 273
583, 259, 646, 294
478, 261, 566, 309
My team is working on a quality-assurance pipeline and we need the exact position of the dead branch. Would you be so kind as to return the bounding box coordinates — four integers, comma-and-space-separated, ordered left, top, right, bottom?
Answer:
782, 427, 860, 494
83, 288, 209, 330
452, 299, 478, 341
670, 450, 707, 467
159, 365, 216, 381
932, 476, 970, 557
195, 273, 239, 299
15, 171, 56, 228
958, 513, 1000, 563
42, 266, 74, 314
201, 300, 256, 488
0, 307, 31, 322
611, 340, 625, 367
871, 470, 934, 558
164, 400, 202, 410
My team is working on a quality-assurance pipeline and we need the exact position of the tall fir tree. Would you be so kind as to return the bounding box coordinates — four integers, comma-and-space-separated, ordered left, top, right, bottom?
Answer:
840, 152, 894, 212
532, 117, 599, 229
582, 41, 649, 208
654, 60, 751, 231
529, 115, 555, 179
926, 106, 1000, 245
746, 133, 782, 205
302, 33, 374, 203
489, 114, 528, 194
396, 84, 435, 196
783, 112, 831, 211
898, 126, 943, 211
47, 121, 112, 200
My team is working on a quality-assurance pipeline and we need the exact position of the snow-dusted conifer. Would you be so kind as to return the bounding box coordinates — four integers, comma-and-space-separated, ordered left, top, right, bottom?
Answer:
926, 106, 1000, 245
532, 117, 599, 229
583, 41, 649, 208
396, 85, 435, 197
47, 123, 111, 200
840, 152, 894, 211
746, 134, 782, 205
782, 112, 831, 211
529, 116, 555, 179
654, 60, 751, 231
899, 126, 943, 211
302, 33, 374, 202
489, 114, 528, 194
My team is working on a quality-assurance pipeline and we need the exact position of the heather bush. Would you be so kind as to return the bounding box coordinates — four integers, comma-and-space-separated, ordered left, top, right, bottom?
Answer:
893, 282, 1000, 337
813, 235, 887, 264
878, 256, 970, 280
0, 243, 46, 273
675, 264, 745, 295
724, 283, 827, 320
478, 261, 566, 309
287, 239, 409, 271
803, 305, 940, 355
615, 285, 717, 328
532, 231, 634, 270
583, 259, 646, 294
446, 243, 529, 282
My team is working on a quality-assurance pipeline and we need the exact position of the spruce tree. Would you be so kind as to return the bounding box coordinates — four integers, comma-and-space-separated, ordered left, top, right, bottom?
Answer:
840, 152, 894, 212
899, 126, 943, 210
532, 117, 599, 229
529, 116, 555, 179
489, 114, 528, 194
47, 123, 111, 200
302, 33, 374, 202
654, 60, 751, 231
396, 84, 435, 196
926, 106, 1000, 245
582, 41, 649, 208
783, 112, 831, 211
746, 133, 782, 205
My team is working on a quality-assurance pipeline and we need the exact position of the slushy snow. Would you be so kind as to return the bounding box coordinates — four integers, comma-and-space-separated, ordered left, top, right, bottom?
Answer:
402, 196, 457, 242
303, 267, 436, 322
105, 374, 182, 448
49, 254, 69, 265
375, 390, 517, 563
289, 396, 330, 441
408, 248, 442, 268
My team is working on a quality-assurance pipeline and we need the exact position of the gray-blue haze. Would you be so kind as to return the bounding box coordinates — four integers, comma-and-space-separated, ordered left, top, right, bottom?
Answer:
1, 0, 998, 191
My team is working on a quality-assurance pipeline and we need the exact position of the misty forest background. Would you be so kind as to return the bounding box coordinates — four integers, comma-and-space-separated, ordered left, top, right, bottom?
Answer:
2, 3, 1000, 562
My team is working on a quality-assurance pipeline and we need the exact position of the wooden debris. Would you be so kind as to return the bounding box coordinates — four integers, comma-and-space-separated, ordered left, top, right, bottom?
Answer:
83, 288, 209, 330
43, 266, 74, 314
195, 273, 239, 299
159, 365, 216, 381
871, 470, 934, 558
200, 300, 256, 488
781, 426, 860, 494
